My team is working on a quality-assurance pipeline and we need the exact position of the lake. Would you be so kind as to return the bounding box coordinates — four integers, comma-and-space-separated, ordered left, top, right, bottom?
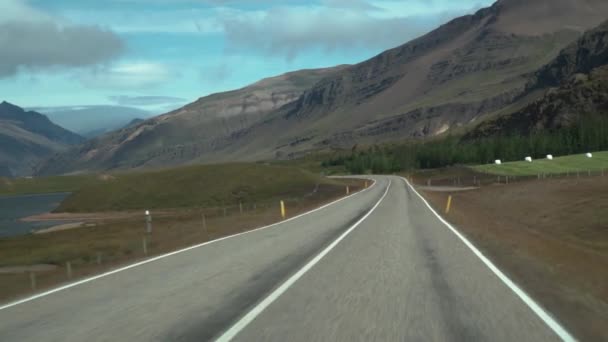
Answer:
0, 192, 71, 238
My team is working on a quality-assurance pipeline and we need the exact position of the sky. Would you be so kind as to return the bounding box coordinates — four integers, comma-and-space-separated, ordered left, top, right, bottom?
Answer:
0, 0, 493, 115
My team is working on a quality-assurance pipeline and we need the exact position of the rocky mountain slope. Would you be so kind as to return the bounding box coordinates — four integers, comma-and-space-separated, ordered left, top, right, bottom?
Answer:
37, 66, 346, 174
468, 19, 608, 137
0, 102, 84, 176
37, 0, 608, 174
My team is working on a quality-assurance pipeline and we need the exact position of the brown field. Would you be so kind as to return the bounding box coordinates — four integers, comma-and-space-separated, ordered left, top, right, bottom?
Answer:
0, 180, 364, 305
418, 173, 608, 340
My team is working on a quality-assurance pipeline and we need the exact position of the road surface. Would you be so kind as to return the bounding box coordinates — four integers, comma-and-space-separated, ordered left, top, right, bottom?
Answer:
0, 176, 570, 341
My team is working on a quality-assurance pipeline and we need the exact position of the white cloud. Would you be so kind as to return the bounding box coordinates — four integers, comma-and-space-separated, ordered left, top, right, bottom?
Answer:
59, 8, 223, 34
109, 95, 187, 106
217, 1, 492, 60
0, 0, 124, 78
80, 62, 177, 89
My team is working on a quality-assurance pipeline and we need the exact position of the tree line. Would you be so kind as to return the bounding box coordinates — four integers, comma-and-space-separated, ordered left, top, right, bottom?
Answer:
322, 115, 608, 174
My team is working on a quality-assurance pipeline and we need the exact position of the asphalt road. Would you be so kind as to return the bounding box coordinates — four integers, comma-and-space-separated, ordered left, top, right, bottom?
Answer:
0, 176, 569, 341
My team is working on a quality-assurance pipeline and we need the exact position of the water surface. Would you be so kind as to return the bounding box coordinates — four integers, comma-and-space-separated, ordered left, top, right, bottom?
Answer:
0, 192, 71, 238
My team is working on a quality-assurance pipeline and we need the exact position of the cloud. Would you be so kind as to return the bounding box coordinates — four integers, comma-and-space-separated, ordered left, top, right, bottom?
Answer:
80, 62, 176, 89
0, 0, 125, 78
109, 95, 187, 106
220, 8, 425, 60
217, 1, 487, 60
322, 0, 381, 11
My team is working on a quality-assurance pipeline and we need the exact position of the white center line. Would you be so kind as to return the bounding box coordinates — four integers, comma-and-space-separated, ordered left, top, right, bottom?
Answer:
216, 179, 392, 342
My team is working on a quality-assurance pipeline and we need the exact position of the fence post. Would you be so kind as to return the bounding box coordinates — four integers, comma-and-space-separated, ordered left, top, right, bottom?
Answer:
346, 186, 350, 195
280, 200, 286, 220
142, 237, 148, 256
445, 195, 452, 214
66, 262, 72, 279
145, 210, 152, 234
29, 272, 37, 290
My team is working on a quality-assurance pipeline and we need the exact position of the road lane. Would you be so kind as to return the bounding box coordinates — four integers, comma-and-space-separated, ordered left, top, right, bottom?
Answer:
0, 178, 388, 342
228, 176, 564, 341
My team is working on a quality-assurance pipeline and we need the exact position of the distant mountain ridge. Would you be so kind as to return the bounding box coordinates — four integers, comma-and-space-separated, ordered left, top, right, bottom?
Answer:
0, 101, 83, 176
32, 105, 153, 138
36, 0, 608, 175
36, 66, 348, 173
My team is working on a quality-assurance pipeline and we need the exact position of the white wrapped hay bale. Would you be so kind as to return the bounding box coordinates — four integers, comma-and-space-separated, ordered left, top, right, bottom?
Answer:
495, 159, 502, 165
525, 156, 532, 162
546, 154, 553, 160
586, 152, 593, 158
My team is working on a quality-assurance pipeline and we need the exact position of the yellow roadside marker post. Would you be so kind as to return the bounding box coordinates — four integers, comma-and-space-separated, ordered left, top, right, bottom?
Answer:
445, 195, 452, 214
346, 186, 350, 195
364, 181, 368, 188
280, 200, 286, 220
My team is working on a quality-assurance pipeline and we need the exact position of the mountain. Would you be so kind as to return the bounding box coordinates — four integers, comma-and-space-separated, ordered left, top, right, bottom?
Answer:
197, 0, 608, 160
467, 19, 608, 137
0, 102, 84, 177
32, 105, 153, 138
37, 0, 608, 175
36, 66, 348, 174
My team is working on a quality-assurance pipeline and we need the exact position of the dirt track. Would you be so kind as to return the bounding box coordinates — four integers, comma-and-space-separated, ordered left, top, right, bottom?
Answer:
421, 176, 608, 340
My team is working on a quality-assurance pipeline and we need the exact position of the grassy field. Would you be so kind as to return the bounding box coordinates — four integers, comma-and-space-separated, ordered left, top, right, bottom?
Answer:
56, 163, 343, 212
473, 151, 608, 176
0, 174, 101, 196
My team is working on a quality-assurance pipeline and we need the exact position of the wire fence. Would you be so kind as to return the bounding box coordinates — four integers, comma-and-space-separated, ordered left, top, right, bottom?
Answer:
414, 167, 608, 188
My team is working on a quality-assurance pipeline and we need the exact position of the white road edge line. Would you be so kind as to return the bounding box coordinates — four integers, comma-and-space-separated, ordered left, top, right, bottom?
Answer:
0, 179, 377, 311
401, 177, 575, 342
215, 179, 392, 342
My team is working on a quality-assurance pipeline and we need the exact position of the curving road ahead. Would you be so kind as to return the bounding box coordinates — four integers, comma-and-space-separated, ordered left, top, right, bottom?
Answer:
0, 176, 572, 341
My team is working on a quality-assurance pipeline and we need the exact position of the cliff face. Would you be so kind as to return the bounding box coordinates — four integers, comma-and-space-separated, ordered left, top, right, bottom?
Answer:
468, 20, 608, 137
